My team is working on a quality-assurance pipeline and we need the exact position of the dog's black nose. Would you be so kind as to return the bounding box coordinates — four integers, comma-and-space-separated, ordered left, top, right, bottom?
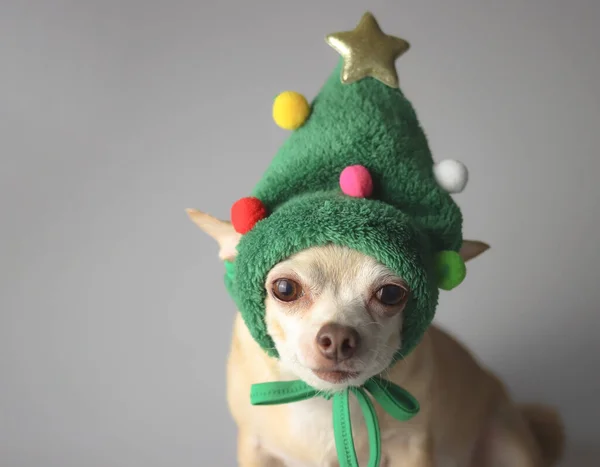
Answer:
316, 323, 360, 362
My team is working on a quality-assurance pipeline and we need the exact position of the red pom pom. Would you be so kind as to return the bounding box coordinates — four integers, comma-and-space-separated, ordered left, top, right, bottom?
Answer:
231, 197, 268, 234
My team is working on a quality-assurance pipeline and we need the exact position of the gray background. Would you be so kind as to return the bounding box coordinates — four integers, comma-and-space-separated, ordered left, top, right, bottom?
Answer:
1, 1, 599, 466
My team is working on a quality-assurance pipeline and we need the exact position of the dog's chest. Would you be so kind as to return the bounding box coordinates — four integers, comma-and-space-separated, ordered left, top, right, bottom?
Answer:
262, 396, 369, 467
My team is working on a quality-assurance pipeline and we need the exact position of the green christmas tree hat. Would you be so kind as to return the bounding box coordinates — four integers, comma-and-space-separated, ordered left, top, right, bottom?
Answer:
226, 12, 470, 362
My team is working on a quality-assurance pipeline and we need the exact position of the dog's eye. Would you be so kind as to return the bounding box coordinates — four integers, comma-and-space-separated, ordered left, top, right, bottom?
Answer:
272, 279, 303, 302
376, 284, 408, 306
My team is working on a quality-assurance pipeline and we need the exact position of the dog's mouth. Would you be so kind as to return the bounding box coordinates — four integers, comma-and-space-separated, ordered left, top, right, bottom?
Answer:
312, 369, 360, 383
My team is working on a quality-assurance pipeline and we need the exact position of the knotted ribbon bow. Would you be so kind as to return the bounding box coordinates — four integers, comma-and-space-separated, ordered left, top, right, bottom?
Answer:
250, 376, 419, 467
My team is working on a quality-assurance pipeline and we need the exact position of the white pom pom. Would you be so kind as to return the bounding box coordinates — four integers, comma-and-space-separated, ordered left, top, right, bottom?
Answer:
433, 159, 469, 193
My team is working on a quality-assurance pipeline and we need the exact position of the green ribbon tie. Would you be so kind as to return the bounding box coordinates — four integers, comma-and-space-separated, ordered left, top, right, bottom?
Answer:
250, 376, 419, 467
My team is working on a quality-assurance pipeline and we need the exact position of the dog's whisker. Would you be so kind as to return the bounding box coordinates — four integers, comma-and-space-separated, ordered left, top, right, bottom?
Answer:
358, 320, 384, 329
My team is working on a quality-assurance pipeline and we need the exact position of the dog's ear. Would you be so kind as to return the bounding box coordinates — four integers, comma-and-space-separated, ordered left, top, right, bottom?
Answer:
459, 240, 490, 262
186, 208, 241, 261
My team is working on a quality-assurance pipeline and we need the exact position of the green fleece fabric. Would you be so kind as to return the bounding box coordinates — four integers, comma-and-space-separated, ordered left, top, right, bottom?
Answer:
227, 58, 463, 361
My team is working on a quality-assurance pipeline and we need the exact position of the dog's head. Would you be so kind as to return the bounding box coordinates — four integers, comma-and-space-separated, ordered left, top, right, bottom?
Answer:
188, 209, 488, 391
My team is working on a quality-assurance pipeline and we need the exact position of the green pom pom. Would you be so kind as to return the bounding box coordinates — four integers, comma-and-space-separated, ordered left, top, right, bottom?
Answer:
224, 260, 236, 297
435, 251, 466, 291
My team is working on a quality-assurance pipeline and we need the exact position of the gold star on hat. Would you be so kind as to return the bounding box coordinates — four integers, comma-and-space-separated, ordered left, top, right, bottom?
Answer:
326, 12, 410, 88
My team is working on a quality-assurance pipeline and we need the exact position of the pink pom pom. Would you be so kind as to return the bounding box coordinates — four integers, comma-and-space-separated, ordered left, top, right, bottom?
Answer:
339, 165, 373, 198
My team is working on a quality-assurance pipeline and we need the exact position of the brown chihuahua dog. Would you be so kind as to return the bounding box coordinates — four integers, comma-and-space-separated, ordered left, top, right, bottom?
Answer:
188, 209, 564, 467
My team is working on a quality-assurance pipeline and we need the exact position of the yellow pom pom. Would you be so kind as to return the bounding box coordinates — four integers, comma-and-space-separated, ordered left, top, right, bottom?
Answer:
272, 91, 310, 130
